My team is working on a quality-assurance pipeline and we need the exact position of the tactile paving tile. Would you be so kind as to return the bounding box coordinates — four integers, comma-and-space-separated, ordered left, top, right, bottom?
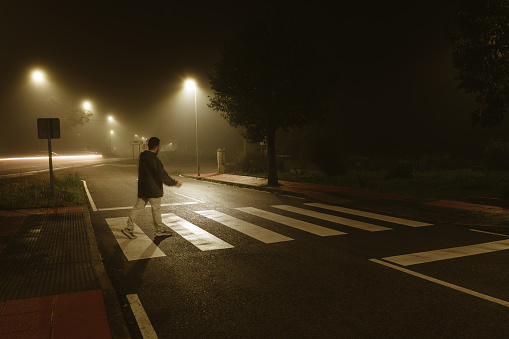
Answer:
0, 213, 100, 300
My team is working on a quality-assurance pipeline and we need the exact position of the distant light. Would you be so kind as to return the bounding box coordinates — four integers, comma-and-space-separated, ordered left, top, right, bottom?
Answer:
135, 134, 138, 137
185, 79, 196, 89
108, 116, 114, 122
32, 70, 45, 83
110, 130, 114, 134
83, 101, 92, 110
0, 154, 103, 161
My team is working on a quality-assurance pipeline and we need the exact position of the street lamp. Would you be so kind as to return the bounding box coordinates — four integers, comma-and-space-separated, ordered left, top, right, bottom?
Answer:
185, 79, 200, 176
109, 130, 114, 154
31, 70, 45, 83
83, 101, 92, 110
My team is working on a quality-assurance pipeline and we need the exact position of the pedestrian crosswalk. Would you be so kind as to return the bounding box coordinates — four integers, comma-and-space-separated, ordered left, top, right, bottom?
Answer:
105, 203, 434, 261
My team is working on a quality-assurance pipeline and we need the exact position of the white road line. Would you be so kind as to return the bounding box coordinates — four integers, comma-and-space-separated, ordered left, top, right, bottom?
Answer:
382, 239, 509, 266
126, 294, 159, 338
305, 202, 432, 227
236, 207, 346, 236
470, 229, 509, 238
272, 205, 391, 232
195, 210, 294, 244
162, 213, 234, 251
82, 180, 98, 212
172, 192, 205, 203
370, 259, 509, 308
105, 217, 166, 261
98, 202, 199, 211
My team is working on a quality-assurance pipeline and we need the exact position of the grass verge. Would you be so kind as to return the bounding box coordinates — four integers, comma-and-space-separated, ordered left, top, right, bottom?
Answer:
251, 169, 509, 202
0, 170, 83, 209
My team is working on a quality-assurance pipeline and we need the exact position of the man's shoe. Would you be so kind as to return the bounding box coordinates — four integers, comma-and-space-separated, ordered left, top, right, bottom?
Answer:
155, 228, 173, 237
122, 228, 137, 239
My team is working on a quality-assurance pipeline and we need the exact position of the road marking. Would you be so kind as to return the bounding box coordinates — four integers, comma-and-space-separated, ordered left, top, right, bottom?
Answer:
305, 202, 432, 227
162, 213, 234, 251
370, 259, 509, 308
236, 207, 346, 236
272, 205, 391, 232
98, 202, 199, 211
470, 229, 509, 238
126, 294, 159, 338
82, 180, 98, 212
105, 217, 166, 261
173, 192, 205, 203
382, 239, 509, 266
195, 210, 294, 243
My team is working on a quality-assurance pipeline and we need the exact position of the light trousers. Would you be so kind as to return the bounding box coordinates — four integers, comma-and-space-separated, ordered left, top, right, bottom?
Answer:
126, 197, 163, 231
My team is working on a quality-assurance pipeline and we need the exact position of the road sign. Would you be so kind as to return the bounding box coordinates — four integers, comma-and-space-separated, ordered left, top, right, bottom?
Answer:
37, 118, 60, 199
37, 118, 60, 139
130, 140, 144, 145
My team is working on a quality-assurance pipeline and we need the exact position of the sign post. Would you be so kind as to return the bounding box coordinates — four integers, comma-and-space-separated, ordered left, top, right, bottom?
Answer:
37, 118, 60, 198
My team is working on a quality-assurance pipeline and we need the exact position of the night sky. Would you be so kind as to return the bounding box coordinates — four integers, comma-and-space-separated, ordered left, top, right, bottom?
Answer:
1, 1, 508, 158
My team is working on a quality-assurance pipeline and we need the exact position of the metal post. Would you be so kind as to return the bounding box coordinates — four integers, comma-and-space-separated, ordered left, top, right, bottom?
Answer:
194, 87, 200, 176
47, 124, 54, 199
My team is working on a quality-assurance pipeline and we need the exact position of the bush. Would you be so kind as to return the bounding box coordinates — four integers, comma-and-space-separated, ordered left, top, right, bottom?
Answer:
309, 130, 346, 176
234, 152, 267, 174
386, 161, 414, 179
482, 138, 509, 170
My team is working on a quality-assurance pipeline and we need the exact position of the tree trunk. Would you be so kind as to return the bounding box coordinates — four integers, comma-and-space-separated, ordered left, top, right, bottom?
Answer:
266, 128, 279, 186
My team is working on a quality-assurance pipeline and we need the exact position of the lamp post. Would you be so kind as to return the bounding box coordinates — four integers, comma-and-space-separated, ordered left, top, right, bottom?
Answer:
109, 130, 114, 154
185, 79, 200, 176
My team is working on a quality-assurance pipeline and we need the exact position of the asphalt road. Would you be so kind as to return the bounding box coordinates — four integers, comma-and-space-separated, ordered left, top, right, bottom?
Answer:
77, 160, 508, 338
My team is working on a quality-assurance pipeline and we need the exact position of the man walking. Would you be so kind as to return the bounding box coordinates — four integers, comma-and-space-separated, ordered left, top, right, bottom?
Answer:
122, 137, 182, 239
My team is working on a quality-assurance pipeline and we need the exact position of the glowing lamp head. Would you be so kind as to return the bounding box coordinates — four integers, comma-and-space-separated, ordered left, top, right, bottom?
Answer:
32, 70, 45, 83
83, 101, 91, 110
108, 116, 114, 122
185, 80, 196, 89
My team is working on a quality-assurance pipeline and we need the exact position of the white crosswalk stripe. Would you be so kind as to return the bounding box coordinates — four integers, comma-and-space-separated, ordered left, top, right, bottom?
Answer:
305, 203, 433, 227
161, 213, 234, 251
382, 239, 509, 266
236, 207, 346, 236
108, 204, 433, 260
195, 210, 294, 243
272, 205, 391, 232
106, 217, 166, 261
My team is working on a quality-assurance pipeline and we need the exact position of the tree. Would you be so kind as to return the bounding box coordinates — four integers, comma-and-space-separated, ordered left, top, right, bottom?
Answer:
208, 7, 336, 185
448, 0, 509, 126
39, 94, 92, 128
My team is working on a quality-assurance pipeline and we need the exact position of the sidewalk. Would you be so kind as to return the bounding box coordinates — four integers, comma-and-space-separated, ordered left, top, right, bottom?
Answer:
0, 206, 129, 339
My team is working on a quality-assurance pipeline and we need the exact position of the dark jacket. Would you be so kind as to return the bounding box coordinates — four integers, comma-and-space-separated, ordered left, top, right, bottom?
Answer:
137, 150, 178, 198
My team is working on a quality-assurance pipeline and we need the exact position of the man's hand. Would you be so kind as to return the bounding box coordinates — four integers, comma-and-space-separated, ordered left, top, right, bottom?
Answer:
175, 182, 182, 188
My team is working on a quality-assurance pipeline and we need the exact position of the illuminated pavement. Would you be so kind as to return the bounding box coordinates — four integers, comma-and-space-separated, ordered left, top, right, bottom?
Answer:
0, 171, 507, 338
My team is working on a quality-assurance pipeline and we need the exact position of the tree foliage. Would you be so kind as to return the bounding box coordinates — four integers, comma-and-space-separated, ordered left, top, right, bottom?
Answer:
449, 0, 509, 126
208, 7, 337, 185
38, 94, 92, 129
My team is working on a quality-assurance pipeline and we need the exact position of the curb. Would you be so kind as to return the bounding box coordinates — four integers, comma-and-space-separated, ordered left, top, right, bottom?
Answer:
180, 174, 310, 199
82, 189, 131, 339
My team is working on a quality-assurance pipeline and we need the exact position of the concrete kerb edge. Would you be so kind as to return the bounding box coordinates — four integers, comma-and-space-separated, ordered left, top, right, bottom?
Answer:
180, 174, 310, 199
81, 187, 131, 339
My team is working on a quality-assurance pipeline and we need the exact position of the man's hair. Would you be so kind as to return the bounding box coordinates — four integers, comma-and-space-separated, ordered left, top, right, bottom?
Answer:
148, 137, 160, 150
